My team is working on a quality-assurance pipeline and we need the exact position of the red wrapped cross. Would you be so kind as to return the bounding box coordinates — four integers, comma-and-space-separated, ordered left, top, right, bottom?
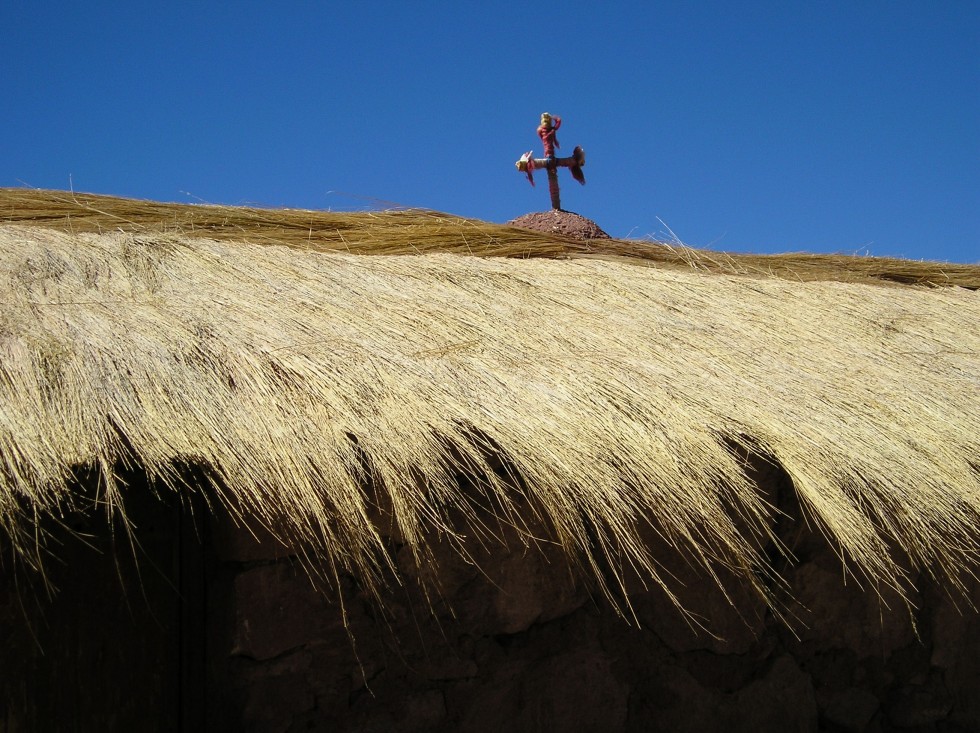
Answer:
515, 112, 586, 211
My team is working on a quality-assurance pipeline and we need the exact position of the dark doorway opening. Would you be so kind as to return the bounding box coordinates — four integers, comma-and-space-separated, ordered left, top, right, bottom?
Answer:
0, 467, 206, 732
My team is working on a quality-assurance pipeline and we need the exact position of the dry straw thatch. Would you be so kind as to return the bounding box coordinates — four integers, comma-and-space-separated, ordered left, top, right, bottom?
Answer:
4, 188, 978, 288
1, 189, 979, 618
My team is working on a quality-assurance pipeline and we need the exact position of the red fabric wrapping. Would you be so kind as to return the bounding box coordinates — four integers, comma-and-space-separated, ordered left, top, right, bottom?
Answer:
537, 116, 561, 158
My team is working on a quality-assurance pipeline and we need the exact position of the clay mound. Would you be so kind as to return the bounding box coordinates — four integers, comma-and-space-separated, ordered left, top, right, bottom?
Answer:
507, 210, 611, 240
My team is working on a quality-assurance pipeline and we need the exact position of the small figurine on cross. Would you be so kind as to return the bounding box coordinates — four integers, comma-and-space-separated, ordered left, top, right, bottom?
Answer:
516, 112, 586, 210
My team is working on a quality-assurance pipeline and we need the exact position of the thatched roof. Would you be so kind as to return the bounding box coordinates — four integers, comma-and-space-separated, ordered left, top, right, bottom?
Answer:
2, 189, 979, 616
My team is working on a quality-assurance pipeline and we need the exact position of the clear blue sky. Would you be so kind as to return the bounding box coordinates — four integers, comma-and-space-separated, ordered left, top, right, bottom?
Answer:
4, 2, 978, 263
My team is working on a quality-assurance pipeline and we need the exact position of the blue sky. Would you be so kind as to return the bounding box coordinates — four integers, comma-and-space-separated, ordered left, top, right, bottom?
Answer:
4, 2, 977, 263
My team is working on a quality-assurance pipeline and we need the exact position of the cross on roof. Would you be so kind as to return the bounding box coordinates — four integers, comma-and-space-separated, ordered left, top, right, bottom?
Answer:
515, 112, 586, 210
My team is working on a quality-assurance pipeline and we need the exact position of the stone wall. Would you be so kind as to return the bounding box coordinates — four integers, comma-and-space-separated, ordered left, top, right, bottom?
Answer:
206, 502, 980, 733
